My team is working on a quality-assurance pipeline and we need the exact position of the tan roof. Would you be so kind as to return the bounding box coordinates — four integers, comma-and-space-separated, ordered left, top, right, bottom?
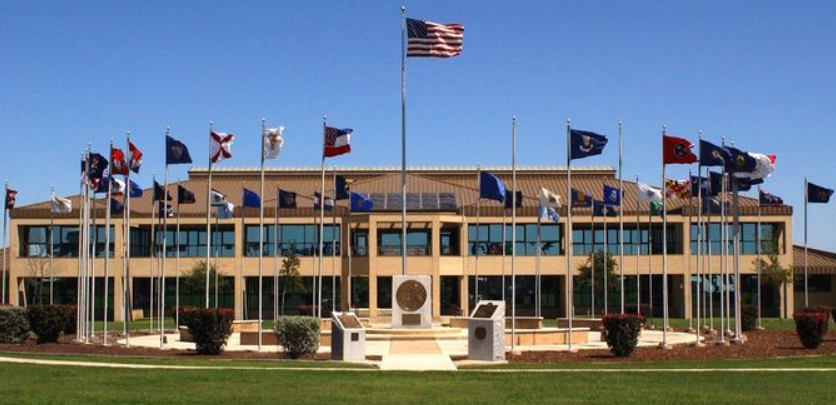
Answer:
10, 166, 792, 219
794, 245, 836, 275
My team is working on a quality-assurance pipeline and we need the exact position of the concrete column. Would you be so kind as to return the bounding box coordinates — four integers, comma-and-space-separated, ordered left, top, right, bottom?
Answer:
340, 216, 350, 311
233, 219, 244, 320
368, 217, 378, 318
431, 218, 441, 319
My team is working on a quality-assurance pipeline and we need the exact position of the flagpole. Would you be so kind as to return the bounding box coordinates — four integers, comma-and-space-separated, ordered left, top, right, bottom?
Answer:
536, 196, 542, 318
77, 153, 85, 340
161, 127, 170, 348
176, 178, 181, 329
318, 116, 327, 319
804, 176, 808, 307
592, 203, 596, 318
756, 185, 762, 329
695, 132, 704, 346
502, 198, 507, 301
510, 116, 517, 354
400, 5, 408, 278
104, 141, 113, 346
566, 119, 575, 351
635, 176, 640, 314
90, 167, 98, 340
687, 167, 694, 333
1, 180, 6, 306
706, 168, 714, 333
205, 121, 214, 308
660, 126, 670, 349
731, 170, 743, 344
719, 169, 728, 345
618, 121, 624, 314
124, 132, 132, 346
49, 186, 55, 305
149, 173, 156, 333
331, 166, 337, 313
604, 206, 608, 315
81, 149, 90, 342
258, 119, 266, 351
475, 165, 481, 302
274, 186, 280, 317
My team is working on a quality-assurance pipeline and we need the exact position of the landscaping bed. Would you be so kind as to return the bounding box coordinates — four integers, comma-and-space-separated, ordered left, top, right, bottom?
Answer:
510, 329, 836, 363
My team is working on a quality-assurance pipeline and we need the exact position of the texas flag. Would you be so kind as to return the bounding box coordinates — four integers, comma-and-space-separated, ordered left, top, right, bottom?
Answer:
323, 126, 352, 158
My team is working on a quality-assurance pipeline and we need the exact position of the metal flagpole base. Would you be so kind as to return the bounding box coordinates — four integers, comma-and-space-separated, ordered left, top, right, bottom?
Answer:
657, 343, 672, 350
565, 348, 578, 353
755, 326, 765, 330
714, 339, 730, 346
685, 328, 696, 333
731, 335, 746, 344
690, 341, 705, 348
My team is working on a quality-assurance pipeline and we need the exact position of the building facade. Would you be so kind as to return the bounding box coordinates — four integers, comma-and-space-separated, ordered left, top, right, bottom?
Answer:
6, 166, 799, 321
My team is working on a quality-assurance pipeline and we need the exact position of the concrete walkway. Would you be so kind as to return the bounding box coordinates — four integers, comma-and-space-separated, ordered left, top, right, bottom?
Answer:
380, 340, 457, 371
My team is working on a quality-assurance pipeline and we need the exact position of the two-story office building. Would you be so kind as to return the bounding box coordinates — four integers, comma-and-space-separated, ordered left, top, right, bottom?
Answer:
6, 166, 798, 322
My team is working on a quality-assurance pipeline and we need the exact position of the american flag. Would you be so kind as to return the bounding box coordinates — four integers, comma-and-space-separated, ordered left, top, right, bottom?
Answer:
406, 18, 464, 58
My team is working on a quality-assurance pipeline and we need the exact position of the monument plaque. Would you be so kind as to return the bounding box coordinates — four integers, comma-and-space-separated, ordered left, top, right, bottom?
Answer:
391, 275, 432, 328
331, 311, 365, 361
468, 300, 505, 362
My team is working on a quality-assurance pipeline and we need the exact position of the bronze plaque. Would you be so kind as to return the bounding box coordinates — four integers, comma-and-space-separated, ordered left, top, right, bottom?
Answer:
339, 314, 363, 329
474, 326, 487, 340
402, 313, 422, 326
396, 280, 428, 312
473, 303, 498, 319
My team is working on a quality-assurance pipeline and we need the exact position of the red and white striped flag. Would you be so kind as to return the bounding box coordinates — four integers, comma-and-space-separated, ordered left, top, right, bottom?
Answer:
406, 18, 464, 58
323, 126, 352, 158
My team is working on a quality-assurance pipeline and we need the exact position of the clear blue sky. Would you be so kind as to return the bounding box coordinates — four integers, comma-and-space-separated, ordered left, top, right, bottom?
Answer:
2, 1, 835, 249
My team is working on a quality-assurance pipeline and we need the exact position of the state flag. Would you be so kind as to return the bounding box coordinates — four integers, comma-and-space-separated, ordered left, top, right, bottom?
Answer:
177, 185, 196, 205
699, 140, 730, 167
51, 192, 72, 214
128, 180, 143, 198
725, 146, 757, 174
278, 189, 297, 209
569, 129, 608, 160
662, 135, 698, 165
650, 201, 666, 216
110, 197, 124, 215
592, 200, 617, 217
538, 187, 562, 209
111, 147, 129, 176
665, 179, 691, 199
479, 171, 507, 202
808, 182, 834, 204
636, 182, 663, 204
335, 175, 351, 201
571, 189, 592, 207
210, 189, 227, 206
218, 201, 235, 219
153, 181, 171, 201
129, 141, 143, 173
504, 190, 523, 209
210, 131, 234, 163
350, 192, 374, 212
314, 192, 334, 211
323, 126, 352, 158
759, 189, 784, 206
165, 135, 192, 165
243, 188, 261, 209
538, 205, 560, 224
263, 127, 284, 160
603, 185, 621, 206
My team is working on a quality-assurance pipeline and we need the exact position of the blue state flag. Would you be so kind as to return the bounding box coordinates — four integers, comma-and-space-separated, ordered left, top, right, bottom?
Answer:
592, 200, 617, 217
504, 190, 523, 209
243, 188, 261, 209
808, 182, 834, 204
571, 188, 592, 207
759, 189, 784, 206
538, 205, 560, 224
603, 185, 621, 206
314, 192, 334, 211
110, 197, 124, 215
350, 192, 374, 212
569, 129, 607, 160
128, 180, 143, 198
335, 175, 351, 201
725, 146, 756, 174
166, 135, 193, 165
278, 189, 297, 208
479, 171, 506, 202
699, 140, 730, 167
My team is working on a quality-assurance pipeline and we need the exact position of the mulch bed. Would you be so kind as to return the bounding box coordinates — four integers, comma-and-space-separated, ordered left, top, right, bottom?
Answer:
0, 332, 328, 361
510, 329, 836, 363
3, 329, 836, 364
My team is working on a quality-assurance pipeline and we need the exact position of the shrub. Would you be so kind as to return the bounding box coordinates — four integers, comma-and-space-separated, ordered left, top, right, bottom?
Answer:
793, 311, 829, 350
0, 307, 31, 343
602, 313, 645, 358
26, 305, 66, 343
175, 306, 201, 327
801, 306, 832, 332
274, 316, 320, 359
184, 308, 233, 355
741, 305, 758, 331
59, 305, 77, 335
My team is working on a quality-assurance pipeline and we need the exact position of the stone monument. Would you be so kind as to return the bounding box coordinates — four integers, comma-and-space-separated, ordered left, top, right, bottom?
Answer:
331, 311, 366, 361
391, 275, 432, 328
468, 300, 506, 361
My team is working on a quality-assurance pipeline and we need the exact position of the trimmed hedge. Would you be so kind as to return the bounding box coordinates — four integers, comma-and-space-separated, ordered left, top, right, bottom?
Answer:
26, 305, 66, 343
602, 313, 645, 358
741, 305, 758, 331
59, 305, 77, 335
274, 316, 320, 359
794, 311, 829, 350
0, 307, 31, 343
184, 308, 234, 355
175, 306, 201, 327
801, 306, 832, 332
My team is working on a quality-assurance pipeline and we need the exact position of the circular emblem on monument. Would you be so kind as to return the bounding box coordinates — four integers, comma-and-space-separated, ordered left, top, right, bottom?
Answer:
396, 280, 427, 312
474, 327, 487, 340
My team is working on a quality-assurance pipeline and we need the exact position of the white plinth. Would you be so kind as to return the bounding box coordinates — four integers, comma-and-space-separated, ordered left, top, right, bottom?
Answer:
391, 275, 432, 329
331, 312, 366, 361
468, 300, 506, 362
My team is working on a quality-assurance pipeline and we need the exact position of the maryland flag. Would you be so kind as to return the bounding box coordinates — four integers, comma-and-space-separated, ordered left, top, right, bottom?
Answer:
665, 179, 691, 199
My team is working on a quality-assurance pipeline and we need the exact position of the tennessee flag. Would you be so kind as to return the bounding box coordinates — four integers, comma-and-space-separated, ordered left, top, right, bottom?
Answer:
663, 135, 698, 165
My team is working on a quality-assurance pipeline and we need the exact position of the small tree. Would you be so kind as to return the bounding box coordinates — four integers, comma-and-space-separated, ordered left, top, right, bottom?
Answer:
280, 247, 306, 316
753, 252, 792, 287
182, 260, 228, 304
577, 250, 619, 298
25, 257, 49, 306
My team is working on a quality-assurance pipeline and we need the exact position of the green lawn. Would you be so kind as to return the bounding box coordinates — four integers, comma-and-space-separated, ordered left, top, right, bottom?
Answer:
1, 355, 835, 404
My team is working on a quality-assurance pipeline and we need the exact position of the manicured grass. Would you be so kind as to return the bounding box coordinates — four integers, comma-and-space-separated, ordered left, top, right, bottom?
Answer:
0, 352, 372, 368
468, 354, 836, 370
1, 357, 835, 404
